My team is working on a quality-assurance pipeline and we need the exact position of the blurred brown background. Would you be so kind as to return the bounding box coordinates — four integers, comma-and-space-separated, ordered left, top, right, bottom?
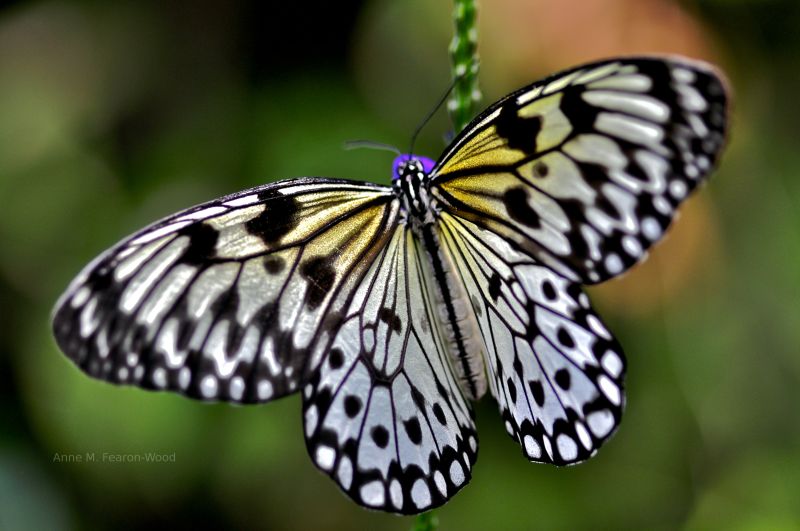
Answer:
1, 0, 798, 529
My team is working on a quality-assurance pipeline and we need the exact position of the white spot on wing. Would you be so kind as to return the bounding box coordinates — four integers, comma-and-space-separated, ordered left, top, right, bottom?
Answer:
224, 194, 261, 207
229, 376, 245, 401
360, 481, 385, 507
337, 456, 353, 489
598, 375, 621, 405
604, 253, 623, 275
411, 479, 431, 509
641, 217, 662, 241
622, 235, 642, 258
434, 471, 447, 496
587, 314, 612, 340
672, 67, 695, 84
601, 351, 623, 378
199, 374, 218, 399
449, 460, 465, 486
175, 205, 227, 222
79, 297, 100, 337
574, 62, 621, 84
557, 434, 578, 461
178, 367, 191, 389
315, 445, 335, 471
587, 409, 615, 437
588, 73, 652, 92
669, 179, 688, 199
516, 87, 543, 106
128, 221, 192, 247
304, 405, 318, 437
576, 422, 593, 450
70, 286, 91, 308
389, 479, 403, 510
542, 69, 585, 95
596, 112, 663, 146
523, 435, 541, 459
675, 83, 707, 112
151, 367, 167, 389
583, 90, 669, 122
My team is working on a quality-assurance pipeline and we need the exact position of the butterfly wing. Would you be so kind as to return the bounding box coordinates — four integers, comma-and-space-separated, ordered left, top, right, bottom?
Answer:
303, 226, 478, 514
52, 178, 401, 403
429, 56, 728, 463
431, 56, 729, 284
438, 213, 623, 464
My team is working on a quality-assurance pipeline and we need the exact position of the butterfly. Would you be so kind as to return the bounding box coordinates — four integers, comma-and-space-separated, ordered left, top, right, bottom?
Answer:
52, 56, 728, 514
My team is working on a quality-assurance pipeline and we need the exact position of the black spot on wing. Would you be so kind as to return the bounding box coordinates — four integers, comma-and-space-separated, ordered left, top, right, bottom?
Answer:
503, 187, 541, 229
404, 417, 422, 445
180, 223, 218, 264
378, 307, 402, 334
507, 378, 517, 404
559, 86, 600, 133
494, 104, 541, 154
371, 425, 390, 448
432, 403, 447, 425
328, 347, 344, 369
557, 327, 575, 349
555, 368, 571, 390
263, 256, 285, 274
245, 190, 300, 244
488, 273, 502, 302
529, 380, 545, 407
300, 256, 336, 310
541, 280, 557, 301
533, 161, 549, 177
512, 356, 523, 377
410, 385, 426, 411
344, 395, 362, 418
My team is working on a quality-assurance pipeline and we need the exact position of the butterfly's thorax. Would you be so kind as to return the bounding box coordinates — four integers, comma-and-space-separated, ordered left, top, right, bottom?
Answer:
394, 158, 488, 401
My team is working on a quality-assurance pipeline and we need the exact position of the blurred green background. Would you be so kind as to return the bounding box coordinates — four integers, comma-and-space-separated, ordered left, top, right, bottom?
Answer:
1, 0, 799, 529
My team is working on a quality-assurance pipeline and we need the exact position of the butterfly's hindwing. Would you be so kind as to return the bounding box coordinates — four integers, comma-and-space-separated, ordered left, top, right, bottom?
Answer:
438, 212, 625, 464
52, 178, 399, 403
432, 57, 728, 284
303, 227, 478, 514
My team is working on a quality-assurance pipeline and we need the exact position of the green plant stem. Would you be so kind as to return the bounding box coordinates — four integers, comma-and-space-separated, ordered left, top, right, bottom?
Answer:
448, 0, 481, 134
413, 510, 439, 531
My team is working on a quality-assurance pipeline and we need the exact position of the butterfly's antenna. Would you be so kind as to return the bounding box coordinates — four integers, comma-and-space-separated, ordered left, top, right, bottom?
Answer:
343, 139, 401, 155
408, 74, 464, 156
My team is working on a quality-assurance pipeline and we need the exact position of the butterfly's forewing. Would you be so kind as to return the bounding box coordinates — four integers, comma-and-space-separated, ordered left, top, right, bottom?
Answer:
303, 226, 478, 514
438, 213, 623, 464
431, 57, 729, 284
52, 178, 400, 403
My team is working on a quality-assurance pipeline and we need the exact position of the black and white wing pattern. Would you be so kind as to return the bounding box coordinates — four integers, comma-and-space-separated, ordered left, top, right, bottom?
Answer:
303, 226, 478, 513
51, 53, 730, 515
438, 213, 623, 464
429, 57, 728, 462
52, 178, 400, 403
432, 56, 728, 284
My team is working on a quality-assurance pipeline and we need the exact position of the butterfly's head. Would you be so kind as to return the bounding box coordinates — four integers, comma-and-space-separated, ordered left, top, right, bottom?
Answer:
391, 154, 436, 183
392, 154, 436, 220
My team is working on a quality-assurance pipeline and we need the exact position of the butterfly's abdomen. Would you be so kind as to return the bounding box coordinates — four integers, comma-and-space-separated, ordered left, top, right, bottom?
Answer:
417, 224, 487, 401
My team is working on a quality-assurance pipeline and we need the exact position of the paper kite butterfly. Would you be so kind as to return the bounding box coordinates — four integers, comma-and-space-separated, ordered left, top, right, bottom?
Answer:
53, 57, 728, 514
